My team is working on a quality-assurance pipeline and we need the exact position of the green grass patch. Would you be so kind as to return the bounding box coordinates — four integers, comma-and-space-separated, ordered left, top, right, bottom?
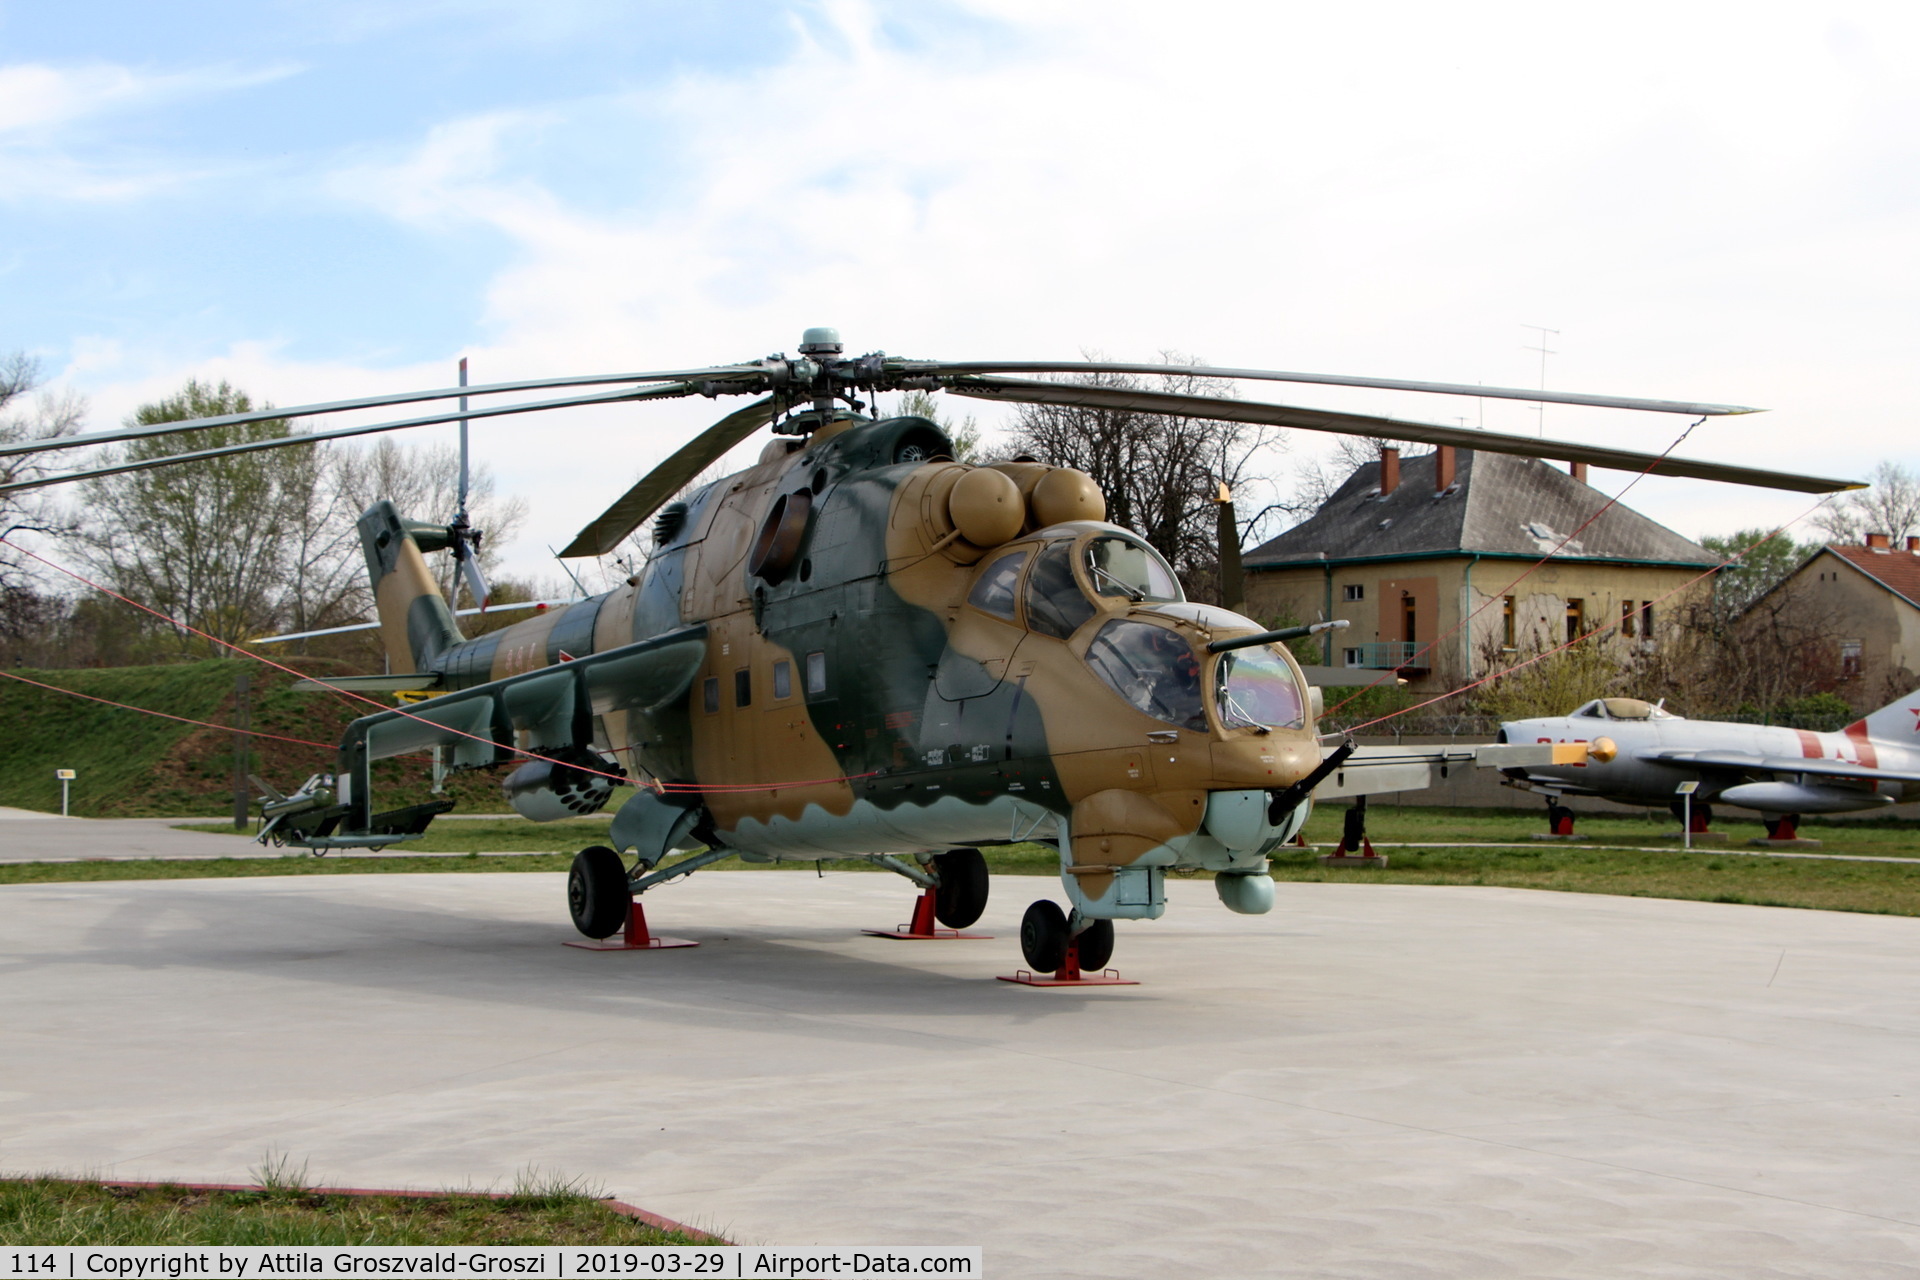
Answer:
0, 1176, 707, 1245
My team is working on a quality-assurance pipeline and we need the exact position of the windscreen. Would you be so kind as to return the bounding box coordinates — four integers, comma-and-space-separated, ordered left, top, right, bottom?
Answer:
1214, 644, 1306, 731
1084, 619, 1207, 731
1085, 536, 1182, 603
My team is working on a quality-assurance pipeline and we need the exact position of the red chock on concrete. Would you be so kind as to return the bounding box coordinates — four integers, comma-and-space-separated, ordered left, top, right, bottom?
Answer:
862, 887, 992, 940
998, 939, 1139, 988
564, 900, 697, 952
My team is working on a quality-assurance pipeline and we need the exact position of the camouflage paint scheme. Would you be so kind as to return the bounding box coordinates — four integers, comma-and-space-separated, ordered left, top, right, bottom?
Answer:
347, 414, 1322, 921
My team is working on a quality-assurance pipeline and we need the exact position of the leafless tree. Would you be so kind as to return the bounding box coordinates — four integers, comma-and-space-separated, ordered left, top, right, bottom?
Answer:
1813, 460, 1920, 545
0, 353, 85, 632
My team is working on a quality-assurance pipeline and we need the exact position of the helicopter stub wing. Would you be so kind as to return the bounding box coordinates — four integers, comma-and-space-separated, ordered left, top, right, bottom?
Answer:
560, 396, 780, 558
944, 376, 1864, 495
1312, 741, 1589, 799
341, 624, 709, 768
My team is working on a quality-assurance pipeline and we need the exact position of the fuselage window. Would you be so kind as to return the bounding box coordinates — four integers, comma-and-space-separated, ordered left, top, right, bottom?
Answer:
1026, 540, 1098, 639
773, 659, 792, 700
967, 550, 1028, 620
1085, 535, 1182, 603
806, 650, 828, 695
734, 667, 751, 708
1214, 644, 1306, 731
1084, 619, 1207, 732
703, 676, 720, 713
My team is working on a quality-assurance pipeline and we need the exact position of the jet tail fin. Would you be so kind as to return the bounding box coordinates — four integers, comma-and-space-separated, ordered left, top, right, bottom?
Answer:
1852, 688, 1920, 745
357, 500, 464, 674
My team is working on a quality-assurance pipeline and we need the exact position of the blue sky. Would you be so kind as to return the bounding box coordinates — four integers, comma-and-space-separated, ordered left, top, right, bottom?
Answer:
4, 0, 1917, 584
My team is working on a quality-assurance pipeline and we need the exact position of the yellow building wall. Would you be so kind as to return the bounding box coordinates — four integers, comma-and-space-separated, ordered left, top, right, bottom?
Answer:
1246, 558, 1713, 694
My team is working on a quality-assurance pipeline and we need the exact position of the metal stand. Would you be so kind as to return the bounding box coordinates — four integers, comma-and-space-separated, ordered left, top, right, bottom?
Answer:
1321, 796, 1388, 868
998, 938, 1138, 988
862, 888, 991, 941
564, 899, 697, 951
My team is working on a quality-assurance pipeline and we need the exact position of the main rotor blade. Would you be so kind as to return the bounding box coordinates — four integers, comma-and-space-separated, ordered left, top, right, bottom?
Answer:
0, 383, 698, 496
945, 376, 1862, 495
899, 361, 1759, 418
0, 365, 764, 462
560, 396, 779, 558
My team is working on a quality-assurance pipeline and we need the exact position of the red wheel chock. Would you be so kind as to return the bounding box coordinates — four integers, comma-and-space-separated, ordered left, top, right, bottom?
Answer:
998, 939, 1138, 987
564, 899, 698, 951
862, 888, 992, 941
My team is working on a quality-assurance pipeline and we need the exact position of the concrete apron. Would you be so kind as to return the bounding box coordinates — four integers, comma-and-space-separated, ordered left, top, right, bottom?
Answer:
2, 872, 1916, 1278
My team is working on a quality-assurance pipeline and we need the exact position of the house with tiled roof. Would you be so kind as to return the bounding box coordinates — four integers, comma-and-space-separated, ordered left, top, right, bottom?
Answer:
1242, 446, 1718, 693
1748, 535, 1920, 701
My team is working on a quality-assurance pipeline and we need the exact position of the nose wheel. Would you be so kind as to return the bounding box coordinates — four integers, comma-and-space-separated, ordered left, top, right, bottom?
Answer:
1000, 900, 1135, 987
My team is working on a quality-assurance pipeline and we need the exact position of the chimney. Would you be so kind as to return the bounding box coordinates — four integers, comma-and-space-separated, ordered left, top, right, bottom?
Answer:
1569, 461, 1589, 483
1379, 446, 1400, 495
1434, 445, 1456, 493
1867, 532, 1890, 551
1908, 536, 1919, 553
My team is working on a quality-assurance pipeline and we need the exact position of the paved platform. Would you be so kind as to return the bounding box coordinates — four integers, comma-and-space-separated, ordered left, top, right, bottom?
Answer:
2, 872, 1917, 1277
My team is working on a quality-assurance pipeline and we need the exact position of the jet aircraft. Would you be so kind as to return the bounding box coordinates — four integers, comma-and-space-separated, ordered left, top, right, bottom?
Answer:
1499, 692, 1920, 840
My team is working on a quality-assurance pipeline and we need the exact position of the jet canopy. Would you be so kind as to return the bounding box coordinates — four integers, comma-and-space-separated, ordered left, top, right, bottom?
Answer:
1574, 698, 1682, 721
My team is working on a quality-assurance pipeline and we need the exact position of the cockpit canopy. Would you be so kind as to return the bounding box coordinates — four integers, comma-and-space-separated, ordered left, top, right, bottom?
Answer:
1573, 697, 1682, 721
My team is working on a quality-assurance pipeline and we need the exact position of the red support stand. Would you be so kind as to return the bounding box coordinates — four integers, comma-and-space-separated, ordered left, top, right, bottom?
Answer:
1550, 811, 1576, 836
564, 899, 698, 951
998, 939, 1138, 988
862, 887, 992, 941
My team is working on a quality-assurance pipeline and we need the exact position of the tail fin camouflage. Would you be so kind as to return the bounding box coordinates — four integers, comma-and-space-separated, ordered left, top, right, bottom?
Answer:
357, 500, 464, 674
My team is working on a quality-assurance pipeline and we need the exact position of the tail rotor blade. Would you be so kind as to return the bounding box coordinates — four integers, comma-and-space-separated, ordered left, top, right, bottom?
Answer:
460, 555, 491, 614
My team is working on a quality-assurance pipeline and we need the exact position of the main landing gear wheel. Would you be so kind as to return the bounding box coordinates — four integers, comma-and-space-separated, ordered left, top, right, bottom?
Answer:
568, 845, 629, 939
1670, 799, 1713, 830
932, 848, 989, 929
1019, 899, 1070, 972
1074, 917, 1115, 971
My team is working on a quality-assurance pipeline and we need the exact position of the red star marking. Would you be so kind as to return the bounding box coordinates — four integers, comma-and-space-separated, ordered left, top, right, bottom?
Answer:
1910, 707, 1920, 732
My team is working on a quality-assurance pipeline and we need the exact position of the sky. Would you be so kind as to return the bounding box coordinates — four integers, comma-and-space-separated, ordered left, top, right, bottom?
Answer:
3, 0, 1916, 588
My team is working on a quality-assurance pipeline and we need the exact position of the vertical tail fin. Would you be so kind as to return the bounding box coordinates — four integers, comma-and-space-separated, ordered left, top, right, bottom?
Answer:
357, 500, 464, 674
1854, 688, 1920, 745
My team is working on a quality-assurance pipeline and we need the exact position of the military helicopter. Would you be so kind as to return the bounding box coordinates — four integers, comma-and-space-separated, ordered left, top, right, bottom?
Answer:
0, 329, 1863, 977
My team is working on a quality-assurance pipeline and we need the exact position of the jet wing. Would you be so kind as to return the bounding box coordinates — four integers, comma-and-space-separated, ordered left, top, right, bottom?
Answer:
1638, 749, 1920, 785
341, 625, 709, 767
1314, 742, 1588, 799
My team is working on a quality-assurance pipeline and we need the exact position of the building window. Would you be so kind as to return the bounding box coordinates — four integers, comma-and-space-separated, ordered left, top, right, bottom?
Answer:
1641, 601, 1655, 638
1620, 599, 1637, 637
1502, 596, 1515, 648
1565, 598, 1584, 644
1402, 594, 1416, 642
773, 659, 792, 700
806, 650, 828, 695
1343, 647, 1363, 668
1343, 583, 1365, 601
1841, 639, 1863, 678
703, 676, 719, 713
734, 667, 752, 707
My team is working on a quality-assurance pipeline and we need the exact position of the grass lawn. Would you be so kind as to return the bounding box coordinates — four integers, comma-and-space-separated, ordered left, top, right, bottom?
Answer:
0, 1177, 709, 1245
0, 805, 1911, 917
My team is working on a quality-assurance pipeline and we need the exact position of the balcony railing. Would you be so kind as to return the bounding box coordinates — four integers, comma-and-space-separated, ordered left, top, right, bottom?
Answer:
1344, 642, 1426, 670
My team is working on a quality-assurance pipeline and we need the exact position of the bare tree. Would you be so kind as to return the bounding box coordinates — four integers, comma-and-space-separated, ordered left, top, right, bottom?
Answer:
1004, 355, 1283, 601
0, 353, 85, 632
1813, 460, 1920, 544
1283, 435, 1431, 523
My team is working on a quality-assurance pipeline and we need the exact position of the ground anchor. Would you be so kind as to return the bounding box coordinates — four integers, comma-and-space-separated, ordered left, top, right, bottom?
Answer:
862, 887, 992, 941
564, 898, 697, 951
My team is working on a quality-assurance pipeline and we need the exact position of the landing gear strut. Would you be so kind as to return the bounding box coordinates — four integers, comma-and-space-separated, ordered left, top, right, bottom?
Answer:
1320, 795, 1386, 867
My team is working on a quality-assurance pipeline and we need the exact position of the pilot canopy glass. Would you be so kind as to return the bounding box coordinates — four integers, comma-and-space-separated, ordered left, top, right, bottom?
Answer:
1085, 619, 1207, 732
1085, 535, 1181, 603
1214, 644, 1306, 731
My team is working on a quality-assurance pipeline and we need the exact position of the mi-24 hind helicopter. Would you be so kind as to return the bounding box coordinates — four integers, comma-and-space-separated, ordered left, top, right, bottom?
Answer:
0, 329, 1865, 975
